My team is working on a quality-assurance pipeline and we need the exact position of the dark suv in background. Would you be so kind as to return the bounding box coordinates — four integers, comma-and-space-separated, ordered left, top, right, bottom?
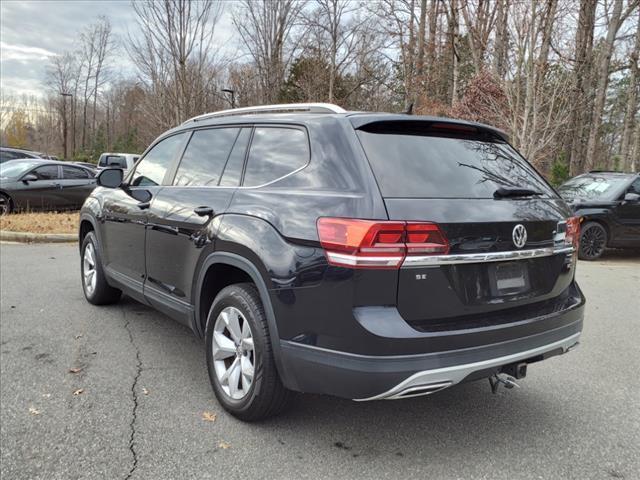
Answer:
559, 172, 640, 260
79, 103, 584, 421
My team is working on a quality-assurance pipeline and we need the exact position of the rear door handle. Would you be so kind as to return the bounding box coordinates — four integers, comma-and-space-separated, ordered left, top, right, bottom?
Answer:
194, 206, 214, 217
138, 201, 151, 210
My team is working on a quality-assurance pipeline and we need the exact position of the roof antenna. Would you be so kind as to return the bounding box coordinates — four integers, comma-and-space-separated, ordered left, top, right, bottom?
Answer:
403, 102, 414, 115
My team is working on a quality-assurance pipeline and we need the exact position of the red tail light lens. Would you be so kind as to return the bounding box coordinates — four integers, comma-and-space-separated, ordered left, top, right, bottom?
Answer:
405, 223, 450, 255
565, 216, 581, 249
317, 218, 449, 269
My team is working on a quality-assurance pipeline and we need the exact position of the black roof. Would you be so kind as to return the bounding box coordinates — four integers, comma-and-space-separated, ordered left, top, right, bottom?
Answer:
171, 111, 510, 142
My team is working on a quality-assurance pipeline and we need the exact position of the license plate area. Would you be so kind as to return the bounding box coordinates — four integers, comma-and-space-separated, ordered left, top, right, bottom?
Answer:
489, 261, 530, 296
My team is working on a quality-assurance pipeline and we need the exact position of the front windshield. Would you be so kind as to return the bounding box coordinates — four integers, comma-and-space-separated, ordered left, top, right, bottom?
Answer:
558, 175, 629, 201
0, 160, 40, 179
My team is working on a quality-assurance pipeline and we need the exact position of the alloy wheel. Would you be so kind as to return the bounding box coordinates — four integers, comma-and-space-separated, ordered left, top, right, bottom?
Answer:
580, 225, 605, 259
211, 306, 255, 400
0, 196, 9, 216
83, 242, 97, 295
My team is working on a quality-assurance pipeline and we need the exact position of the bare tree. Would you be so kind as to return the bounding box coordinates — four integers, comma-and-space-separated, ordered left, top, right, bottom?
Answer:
46, 52, 77, 158
620, 8, 640, 171
233, 0, 304, 103
128, 0, 225, 136
584, 0, 639, 171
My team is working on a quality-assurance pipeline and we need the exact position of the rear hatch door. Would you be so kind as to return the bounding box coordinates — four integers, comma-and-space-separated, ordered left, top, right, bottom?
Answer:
355, 119, 577, 331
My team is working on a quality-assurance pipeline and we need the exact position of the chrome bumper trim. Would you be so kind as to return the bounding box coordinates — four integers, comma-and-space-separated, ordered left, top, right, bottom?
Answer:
353, 332, 580, 401
402, 246, 574, 267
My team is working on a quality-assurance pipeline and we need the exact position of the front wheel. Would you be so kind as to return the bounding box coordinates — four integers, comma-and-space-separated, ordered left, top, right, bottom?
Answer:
205, 283, 293, 421
578, 222, 607, 260
0, 193, 12, 216
81, 232, 122, 305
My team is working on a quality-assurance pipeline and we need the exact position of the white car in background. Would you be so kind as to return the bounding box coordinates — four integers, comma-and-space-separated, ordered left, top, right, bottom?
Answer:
97, 152, 140, 172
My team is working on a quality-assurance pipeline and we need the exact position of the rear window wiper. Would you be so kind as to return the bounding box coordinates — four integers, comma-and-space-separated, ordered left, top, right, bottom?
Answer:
494, 186, 543, 198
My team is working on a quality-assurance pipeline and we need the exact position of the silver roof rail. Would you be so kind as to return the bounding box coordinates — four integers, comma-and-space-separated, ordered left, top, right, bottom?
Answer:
184, 103, 347, 124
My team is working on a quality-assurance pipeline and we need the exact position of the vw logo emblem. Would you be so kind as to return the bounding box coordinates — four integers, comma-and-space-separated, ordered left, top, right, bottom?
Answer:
512, 224, 527, 249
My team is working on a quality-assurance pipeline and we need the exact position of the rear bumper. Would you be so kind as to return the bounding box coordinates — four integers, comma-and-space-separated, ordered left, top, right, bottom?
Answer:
279, 313, 583, 400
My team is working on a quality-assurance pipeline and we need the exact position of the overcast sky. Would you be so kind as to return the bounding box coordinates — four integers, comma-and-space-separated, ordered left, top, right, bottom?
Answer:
0, 0, 236, 97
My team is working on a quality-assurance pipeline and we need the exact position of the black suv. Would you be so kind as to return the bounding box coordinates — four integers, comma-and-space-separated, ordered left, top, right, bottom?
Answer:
558, 172, 640, 260
79, 103, 584, 420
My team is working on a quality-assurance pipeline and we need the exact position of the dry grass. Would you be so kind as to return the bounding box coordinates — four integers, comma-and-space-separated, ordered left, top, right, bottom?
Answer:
0, 212, 79, 234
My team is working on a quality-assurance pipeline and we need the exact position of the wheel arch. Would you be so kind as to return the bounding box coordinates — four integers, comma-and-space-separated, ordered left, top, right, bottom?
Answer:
79, 214, 101, 251
195, 252, 295, 390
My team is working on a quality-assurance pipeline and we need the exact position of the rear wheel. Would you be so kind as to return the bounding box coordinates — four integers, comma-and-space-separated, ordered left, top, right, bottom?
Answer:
0, 193, 12, 216
205, 283, 293, 421
81, 232, 122, 305
579, 222, 607, 260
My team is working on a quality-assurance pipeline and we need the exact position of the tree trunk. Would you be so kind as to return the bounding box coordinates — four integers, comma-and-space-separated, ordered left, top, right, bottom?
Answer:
493, 0, 509, 77
620, 9, 640, 171
568, 0, 597, 175
584, 0, 625, 171
414, 0, 428, 106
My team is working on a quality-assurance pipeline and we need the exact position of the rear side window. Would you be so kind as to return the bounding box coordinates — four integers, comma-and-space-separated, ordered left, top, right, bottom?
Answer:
32, 165, 60, 180
62, 166, 90, 179
243, 127, 309, 187
357, 127, 554, 199
174, 128, 240, 187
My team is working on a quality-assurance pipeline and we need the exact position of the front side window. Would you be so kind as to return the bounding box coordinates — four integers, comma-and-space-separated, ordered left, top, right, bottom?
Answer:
32, 165, 60, 180
243, 127, 309, 187
62, 166, 90, 179
130, 134, 186, 187
220, 128, 251, 187
174, 128, 240, 187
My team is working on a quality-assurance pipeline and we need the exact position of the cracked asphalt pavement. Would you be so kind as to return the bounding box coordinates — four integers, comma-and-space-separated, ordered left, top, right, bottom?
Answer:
1, 243, 639, 480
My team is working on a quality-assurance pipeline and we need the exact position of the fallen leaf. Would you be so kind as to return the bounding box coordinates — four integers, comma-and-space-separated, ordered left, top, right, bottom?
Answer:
74, 334, 83, 340
202, 411, 216, 422
73, 388, 84, 396
218, 441, 231, 449
29, 407, 40, 415
69, 367, 83, 374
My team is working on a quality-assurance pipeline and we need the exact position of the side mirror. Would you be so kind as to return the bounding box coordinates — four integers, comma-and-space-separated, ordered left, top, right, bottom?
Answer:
97, 168, 123, 188
22, 173, 38, 183
623, 192, 640, 203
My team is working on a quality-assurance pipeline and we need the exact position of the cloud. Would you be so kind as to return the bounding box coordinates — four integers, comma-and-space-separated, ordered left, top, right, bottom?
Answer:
0, 0, 237, 97
0, 42, 57, 62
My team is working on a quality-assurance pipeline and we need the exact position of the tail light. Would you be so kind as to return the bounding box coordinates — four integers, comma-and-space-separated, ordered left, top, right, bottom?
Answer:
317, 218, 449, 269
565, 216, 581, 249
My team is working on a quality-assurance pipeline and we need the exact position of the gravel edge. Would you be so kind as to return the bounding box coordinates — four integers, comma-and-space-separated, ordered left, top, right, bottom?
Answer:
0, 230, 77, 243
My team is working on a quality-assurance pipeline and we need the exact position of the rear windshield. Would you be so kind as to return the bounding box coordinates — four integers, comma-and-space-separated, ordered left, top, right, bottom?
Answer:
356, 129, 554, 199
99, 155, 127, 168
558, 175, 629, 201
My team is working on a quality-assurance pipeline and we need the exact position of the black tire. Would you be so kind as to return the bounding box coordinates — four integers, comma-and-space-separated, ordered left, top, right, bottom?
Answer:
205, 283, 293, 421
0, 193, 12, 216
80, 231, 122, 305
578, 221, 607, 260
